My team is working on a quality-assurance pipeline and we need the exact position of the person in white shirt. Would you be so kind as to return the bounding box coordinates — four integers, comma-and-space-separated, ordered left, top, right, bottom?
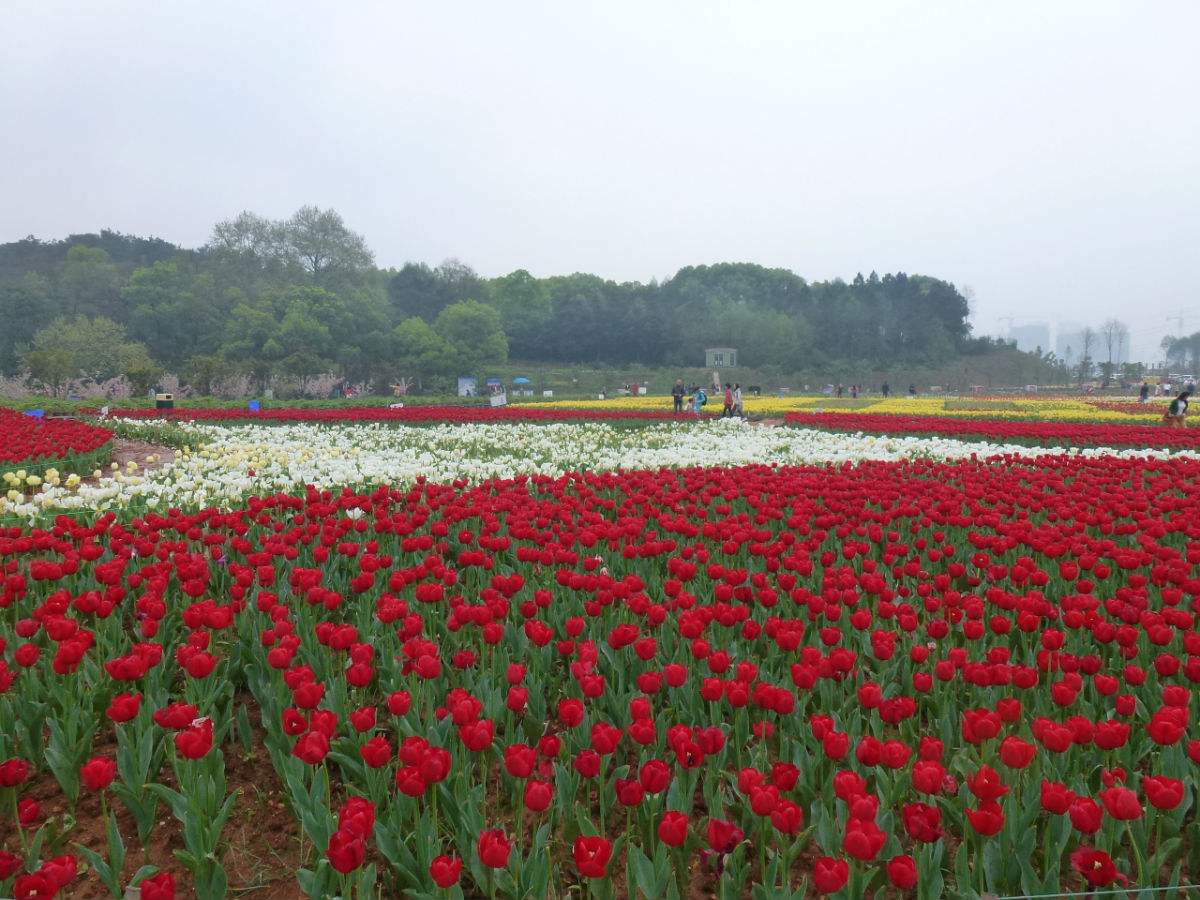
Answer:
732, 384, 743, 417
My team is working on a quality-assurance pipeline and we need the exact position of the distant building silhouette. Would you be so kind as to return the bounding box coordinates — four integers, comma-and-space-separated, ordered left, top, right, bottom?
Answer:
1009, 322, 1050, 354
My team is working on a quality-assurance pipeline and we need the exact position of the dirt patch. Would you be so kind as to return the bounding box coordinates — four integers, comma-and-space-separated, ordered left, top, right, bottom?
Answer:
4, 710, 305, 899
75, 440, 174, 485
112, 440, 173, 474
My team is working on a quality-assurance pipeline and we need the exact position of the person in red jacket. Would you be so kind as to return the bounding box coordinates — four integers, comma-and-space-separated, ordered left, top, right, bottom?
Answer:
722, 383, 733, 417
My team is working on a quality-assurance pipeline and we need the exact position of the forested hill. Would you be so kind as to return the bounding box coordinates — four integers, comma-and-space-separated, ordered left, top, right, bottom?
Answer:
0, 207, 1006, 392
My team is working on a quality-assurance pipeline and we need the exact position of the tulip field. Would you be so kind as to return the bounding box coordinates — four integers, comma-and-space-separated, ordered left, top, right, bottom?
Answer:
0, 409, 113, 481
1, 406, 1199, 898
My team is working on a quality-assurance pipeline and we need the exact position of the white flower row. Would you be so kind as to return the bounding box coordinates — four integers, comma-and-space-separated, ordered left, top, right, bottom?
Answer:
2, 418, 1193, 520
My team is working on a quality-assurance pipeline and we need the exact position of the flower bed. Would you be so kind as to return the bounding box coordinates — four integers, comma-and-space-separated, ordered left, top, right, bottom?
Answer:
1088, 400, 1177, 416
785, 410, 1200, 448
0, 408, 113, 479
525, 394, 1168, 423
5, 419, 1192, 520
1, 455, 1198, 896
108, 405, 706, 424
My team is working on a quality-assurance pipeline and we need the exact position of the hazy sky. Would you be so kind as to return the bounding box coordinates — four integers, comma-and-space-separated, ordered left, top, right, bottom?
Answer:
3, 2, 1198, 361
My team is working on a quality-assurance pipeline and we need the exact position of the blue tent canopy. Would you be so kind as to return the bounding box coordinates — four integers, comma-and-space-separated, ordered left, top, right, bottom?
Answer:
513, 377, 531, 385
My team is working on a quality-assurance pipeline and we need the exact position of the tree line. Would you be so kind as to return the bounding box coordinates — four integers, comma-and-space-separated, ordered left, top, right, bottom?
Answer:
1, 206, 1011, 396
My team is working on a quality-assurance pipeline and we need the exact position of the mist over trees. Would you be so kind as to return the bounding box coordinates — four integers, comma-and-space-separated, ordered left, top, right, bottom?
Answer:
1, 207, 1048, 395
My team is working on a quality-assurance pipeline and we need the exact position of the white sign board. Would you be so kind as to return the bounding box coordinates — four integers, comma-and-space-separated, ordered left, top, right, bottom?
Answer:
489, 392, 507, 407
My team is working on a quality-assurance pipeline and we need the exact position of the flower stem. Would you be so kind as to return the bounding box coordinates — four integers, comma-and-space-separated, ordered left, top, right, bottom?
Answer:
1126, 820, 1146, 885
8, 788, 27, 853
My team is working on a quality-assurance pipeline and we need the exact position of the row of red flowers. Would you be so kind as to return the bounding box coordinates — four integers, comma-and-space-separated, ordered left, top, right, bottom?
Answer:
1, 454, 1198, 897
108, 405, 706, 424
0, 408, 113, 468
785, 410, 1200, 448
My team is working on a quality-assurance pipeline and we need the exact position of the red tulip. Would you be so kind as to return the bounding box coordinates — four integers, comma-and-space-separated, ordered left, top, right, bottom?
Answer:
0, 851, 21, 880
771, 800, 803, 835
966, 765, 1009, 802
639, 759, 671, 794
326, 829, 365, 873
360, 736, 392, 769
887, 854, 918, 890
79, 756, 117, 792
658, 811, 689, 847
106, 692, 142, 723
1040, 780, 1075, 815
1141, 775, 1184, 811
812, 857, 850, 894
429, 855, 462, 888
523, 780, 553, 812
1068, 796, 1104, 834
902, 803, 942, 843
337, 797, 375, 839
965, 801, 1005, 836
0, 757, 31, 787
998, 736, 1036, 769
573, 835, 613, 878
1070, 847, 1128, 887
843, 817, 886, 861
705, 818, 744, 853
174, 719, 213, 760
1099, 786, 1143, 820
39, 855, 77, 889
292, 730, 330, 765
139, 872, 176, 899
477, 829, 511, 869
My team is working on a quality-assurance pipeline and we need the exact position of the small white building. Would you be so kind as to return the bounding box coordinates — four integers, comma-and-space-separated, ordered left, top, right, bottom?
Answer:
705, 347, 738, 367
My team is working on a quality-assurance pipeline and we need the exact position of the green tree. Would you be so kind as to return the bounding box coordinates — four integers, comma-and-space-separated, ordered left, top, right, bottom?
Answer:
285, 206, 374, 287
23, 316, 156, 395
183, 354, 227, 395
276, 303, 333, 391
219, 299, 284, 390
22, 348, 76, 397
391, 317, 456, 385
123, 262, 231, 368
124, 361, 164, 397
434, 300, 508, 373
207, 206, 373, 293
0, 273, 54, 374
387, 259, 485, 323
484, 269, 551, 357
58, 244, 122, 319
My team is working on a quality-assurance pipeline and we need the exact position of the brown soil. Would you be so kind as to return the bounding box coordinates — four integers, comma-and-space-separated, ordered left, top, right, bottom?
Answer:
5, 714, 305, 900
77, 440, 173, 486
112, 441, 173, 474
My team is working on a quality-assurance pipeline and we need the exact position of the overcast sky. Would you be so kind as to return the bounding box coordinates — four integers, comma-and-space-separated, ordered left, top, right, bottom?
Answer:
3, 1, 1198, 361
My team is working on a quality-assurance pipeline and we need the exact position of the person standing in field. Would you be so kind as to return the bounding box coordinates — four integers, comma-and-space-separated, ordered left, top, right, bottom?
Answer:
722, 383, 733, 417
1164, 390, 1190, 428
733, 383, 743, 416
672, 379, 685, 414
882, 381, 890, 397
1139, 382, 1150, 403
692, 387, 707, 415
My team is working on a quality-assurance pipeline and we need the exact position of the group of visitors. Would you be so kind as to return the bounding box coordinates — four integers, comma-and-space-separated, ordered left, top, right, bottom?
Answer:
671, 380, 743, 416
829, 382, 901, 399
1138, 381, 1192, 427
